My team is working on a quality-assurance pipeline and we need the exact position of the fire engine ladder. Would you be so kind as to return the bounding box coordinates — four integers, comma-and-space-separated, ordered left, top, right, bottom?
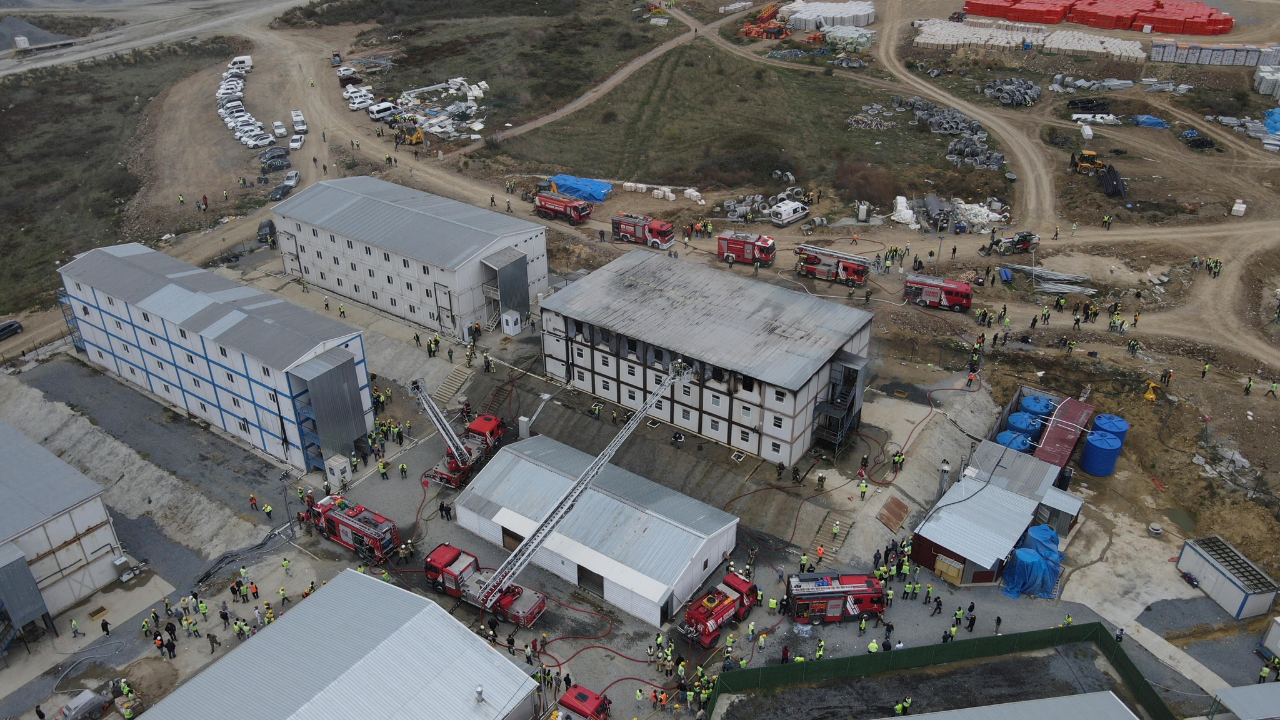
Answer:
795, 244, 873, 267
478, 361, 694, 609
410, 379, 474, 469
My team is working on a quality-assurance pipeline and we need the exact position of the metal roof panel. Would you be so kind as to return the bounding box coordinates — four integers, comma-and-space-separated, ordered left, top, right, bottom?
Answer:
0, 421, 103, 542
906, 692, 1139, 720
539, 251, 873, 391
1214, 682, 1280, 720
915, 477, 1038, 568
969, 440, 1058, 501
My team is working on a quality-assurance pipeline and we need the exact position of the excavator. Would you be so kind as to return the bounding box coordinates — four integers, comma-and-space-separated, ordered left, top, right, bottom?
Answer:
1070, 150, 1106, 175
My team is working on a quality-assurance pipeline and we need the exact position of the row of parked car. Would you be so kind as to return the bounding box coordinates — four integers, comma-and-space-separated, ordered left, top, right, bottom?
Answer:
216, 56, 309, 153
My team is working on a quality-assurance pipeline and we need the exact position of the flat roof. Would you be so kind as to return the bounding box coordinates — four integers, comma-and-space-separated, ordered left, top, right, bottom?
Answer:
539, 251, 873, 391
969, 440, 1058, 502
1187, 535, 1278, 595
457, 436, 737, 599
145, 570, 537, 720
271, 177, 543, 270
915, 475, 1038, 568
60, 244, 358, 371
0, 420, 103, 543
1215, 682, 1280, 720
899, 692, 1138, 720
1034, 398, 1095, 469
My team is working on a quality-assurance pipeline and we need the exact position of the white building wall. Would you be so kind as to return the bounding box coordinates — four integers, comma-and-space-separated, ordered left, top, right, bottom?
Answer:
11, 497, 122, 617
603, 579, 661, 627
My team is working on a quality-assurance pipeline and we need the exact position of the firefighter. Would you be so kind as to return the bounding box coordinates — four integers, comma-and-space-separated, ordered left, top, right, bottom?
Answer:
378, 460, 388, 480
775, 461, 785, 481
399, 463, 408, 479
381, 569, 392, 583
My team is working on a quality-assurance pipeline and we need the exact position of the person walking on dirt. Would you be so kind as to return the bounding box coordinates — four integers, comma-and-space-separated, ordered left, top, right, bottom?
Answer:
1245, 377, 1254, 395
1071, 222, 1077, 236
178, 195, 184, 205
313, 157, 318, 167
1202, 363, 1210, 379
1266, 382, 1278, 397
491, 195, 496, 207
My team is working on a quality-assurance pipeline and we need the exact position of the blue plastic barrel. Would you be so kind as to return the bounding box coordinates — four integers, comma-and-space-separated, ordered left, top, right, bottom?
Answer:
1020, 394, 1056, 418
1007, 412, 1043, 440
1080, 430, 1123, 477
996, 430, 1032, 454
1093, 414, 1129, 445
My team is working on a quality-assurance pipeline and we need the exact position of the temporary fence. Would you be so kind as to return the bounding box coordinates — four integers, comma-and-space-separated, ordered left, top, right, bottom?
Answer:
706, 622, 1177, 720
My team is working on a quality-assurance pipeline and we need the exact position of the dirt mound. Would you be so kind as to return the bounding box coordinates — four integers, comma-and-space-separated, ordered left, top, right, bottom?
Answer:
122, 656, 179, 702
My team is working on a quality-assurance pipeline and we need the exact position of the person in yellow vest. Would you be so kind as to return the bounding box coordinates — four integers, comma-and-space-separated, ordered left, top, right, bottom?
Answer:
868, 639, 880, 653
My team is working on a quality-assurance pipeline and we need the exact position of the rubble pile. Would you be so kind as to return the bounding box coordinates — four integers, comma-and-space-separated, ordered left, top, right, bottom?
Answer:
395, 77, 489, 141
847, 103, 902, 129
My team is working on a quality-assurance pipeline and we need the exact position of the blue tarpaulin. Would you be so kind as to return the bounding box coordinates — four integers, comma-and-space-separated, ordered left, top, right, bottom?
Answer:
1002, 525, 1065, 599
1132, 115, 1169, 129
548, 175, 613, 202
1265, 108, 1280, 136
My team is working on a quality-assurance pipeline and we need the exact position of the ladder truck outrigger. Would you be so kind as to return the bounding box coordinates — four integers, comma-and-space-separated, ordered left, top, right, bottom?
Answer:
794, 244, 873, 287
408, 379, 506, 488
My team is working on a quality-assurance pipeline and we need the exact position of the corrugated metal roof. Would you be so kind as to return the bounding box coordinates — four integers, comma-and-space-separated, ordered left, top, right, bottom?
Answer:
539, 251, 873, 391
915, 476, 1038, 568
145, 570, 537, 720
0, 420, 103, 542
271, 177, 543, 270
1042, 486, 1084, 515
60, 245, 358, 371
969, 440, 1057, 502
903, 692, 1138, 720
1215, 682, 1280, 720
457, 436, 737, 589
483, 246, 526, 270
1034, 398, 1095, 469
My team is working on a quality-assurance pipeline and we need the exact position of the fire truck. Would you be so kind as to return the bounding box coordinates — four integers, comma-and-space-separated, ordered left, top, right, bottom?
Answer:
534, 192, 593, 226
794, 244, 872, 287
717, 231, 776, 266
308, 495, 402, 563
611, 213, 674, 250
423, 543, 547, 627
786, 572, 885, 625
903, 273, 972, 312
557, 685, 611, 720
412, 378, 506, 488
678, 571, 759, 648
465, 414, 506, 454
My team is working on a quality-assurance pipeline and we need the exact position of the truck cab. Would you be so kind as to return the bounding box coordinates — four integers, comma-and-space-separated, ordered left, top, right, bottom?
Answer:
465, 414, 506, 454
558, 685, 610, 720
424, 543, 476, 597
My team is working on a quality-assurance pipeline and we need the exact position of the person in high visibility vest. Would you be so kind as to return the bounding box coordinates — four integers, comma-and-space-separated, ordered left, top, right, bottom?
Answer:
769, 597, 778, 615
868, 640, 880, 653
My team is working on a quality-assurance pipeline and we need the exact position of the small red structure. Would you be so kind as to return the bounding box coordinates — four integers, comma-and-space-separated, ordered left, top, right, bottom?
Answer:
557, 685, 611, 720
1033, 398, 1095, 470
680, 571, 759, 648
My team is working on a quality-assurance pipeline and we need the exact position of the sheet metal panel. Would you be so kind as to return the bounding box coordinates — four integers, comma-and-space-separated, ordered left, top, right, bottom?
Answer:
1214, 684, 1280, 720
271, 177, 543, 270
908, 692, 1138, 720
969, 439, 1058, 501
496, 254, 530, 317
1034, 399, 1095, 469
540, 251, 873, 391
0, 542, 49, 628
1041, 487, 1084, 516
0, 421, 103, 542
915, 477, 1038, 568
145, 570, 538, 720
295, 349, 366, 461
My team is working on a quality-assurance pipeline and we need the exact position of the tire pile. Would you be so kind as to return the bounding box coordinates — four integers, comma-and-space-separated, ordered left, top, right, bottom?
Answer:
893, 95, 1007, 169
979, 77, 1042, 106
848, 102, 903, 130
723, 186, 806, 220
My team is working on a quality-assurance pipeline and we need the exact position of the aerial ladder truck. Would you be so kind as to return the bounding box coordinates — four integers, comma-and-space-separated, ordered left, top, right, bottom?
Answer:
408, 380, 506, 488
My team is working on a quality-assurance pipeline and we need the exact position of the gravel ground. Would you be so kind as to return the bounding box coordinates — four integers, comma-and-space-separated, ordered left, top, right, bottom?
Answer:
720, 645, 1126, 720
1138, 596, 1235, 635
1182, 633, 1271, 687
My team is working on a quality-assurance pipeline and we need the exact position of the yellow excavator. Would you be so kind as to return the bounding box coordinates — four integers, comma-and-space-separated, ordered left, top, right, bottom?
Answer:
1070, 150, 1106, 175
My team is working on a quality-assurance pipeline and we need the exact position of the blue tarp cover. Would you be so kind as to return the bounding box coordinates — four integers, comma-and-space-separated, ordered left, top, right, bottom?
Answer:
548, 175, 613, 202
1002, 525, 1065, 599
1132, 115, 1169, 129
1265, 108, 1280, 136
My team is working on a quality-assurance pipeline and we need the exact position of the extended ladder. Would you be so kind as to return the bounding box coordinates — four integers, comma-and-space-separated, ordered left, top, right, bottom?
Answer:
795, 244, 873, 267
410, 379, 474, 468
477, 361, 694, 608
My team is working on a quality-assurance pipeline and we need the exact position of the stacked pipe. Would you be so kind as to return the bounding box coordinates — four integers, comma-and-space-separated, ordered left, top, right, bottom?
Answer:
982, 77, 1043, 105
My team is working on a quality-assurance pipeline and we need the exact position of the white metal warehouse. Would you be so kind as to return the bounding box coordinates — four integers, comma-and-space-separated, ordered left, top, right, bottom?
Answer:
0, 420, 122, 630
1176, 535, 1278, 619
456, 435, 739, 626
273, 177, 548, 338
145, 569, 540, 720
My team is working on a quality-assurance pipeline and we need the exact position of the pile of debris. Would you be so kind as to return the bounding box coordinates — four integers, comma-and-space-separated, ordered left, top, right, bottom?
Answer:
395, 77, 488, 141
1067, 97, 1109, 112
847, 113, 899, 130
723, 185, 806, 220
830, 57, 869, 68
822, 25, 877, 50
953, 199, 1008, 228
980, 77, 1042, 106
767, 47, 832, 60
720, 1, 754, 12
1002, 263, 1097, 295
1048, 74, 1136, 93
1142, 78, 1193, 93
1181, 129, 1216, 149
1073, 113, 1122, 125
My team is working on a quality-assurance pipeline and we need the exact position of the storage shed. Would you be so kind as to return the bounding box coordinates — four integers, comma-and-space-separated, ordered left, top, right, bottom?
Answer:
0, 420, 122, 626
456, 436, 738, 627
1176, 535, 1278, 619
1211, 683, 1280, 720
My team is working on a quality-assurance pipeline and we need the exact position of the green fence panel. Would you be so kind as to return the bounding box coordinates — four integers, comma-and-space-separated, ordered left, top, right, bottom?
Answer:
718, 667, 759, 694
962, 634, 1011, 662
803, 656, 852, 683
1060, 622, 1101, 645
887, 645, 937, 671
1012, 628, 1058, 652
759, 662, 807, 689
929, 638, 977, 664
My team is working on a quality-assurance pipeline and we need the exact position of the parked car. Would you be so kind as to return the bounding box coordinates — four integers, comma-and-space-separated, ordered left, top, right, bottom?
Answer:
336, 66, 356, 77
288, 134, 305, 150
0, 320, 22, 341
293, 120, 308, 134
348, 97, 373, 111
342, 85, 372, 99
268, 185, 293, 201
338, 75, 364, 87
262, 158, 291, 172
257, 219, 276, 243
54, 689, 112, 720
272, 121, 288, 137
282, 170, 301, 187
246, 135, 275, 148
259, 147, 289, 161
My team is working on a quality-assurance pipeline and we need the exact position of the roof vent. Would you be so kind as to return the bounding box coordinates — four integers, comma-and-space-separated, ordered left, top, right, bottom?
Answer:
476, 686, 484, 704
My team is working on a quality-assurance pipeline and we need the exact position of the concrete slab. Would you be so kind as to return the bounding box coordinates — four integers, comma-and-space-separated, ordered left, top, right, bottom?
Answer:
0, 570, 174, 699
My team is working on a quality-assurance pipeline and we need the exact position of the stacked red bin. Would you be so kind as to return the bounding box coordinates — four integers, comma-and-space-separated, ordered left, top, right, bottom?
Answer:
962, 0, 1233, 34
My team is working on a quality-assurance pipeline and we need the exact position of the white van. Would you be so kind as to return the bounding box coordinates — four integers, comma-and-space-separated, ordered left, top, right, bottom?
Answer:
367, 102, 396, 121
770, 200, 810, 227
227, 56, 253, 72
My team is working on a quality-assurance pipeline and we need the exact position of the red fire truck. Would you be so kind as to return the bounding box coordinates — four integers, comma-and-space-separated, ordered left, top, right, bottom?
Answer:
717, 231, 776, 266
557, 685, 611, 720
786, 572, 885, 625
534, 192, 592, 226
611, 213, 674, 250
308, 495, 402, 563
423, 543, 548, 627
794, 244, 872, 287
679, 571, 759, 648
903, 273, 972, 312
425, 415, 506, 488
